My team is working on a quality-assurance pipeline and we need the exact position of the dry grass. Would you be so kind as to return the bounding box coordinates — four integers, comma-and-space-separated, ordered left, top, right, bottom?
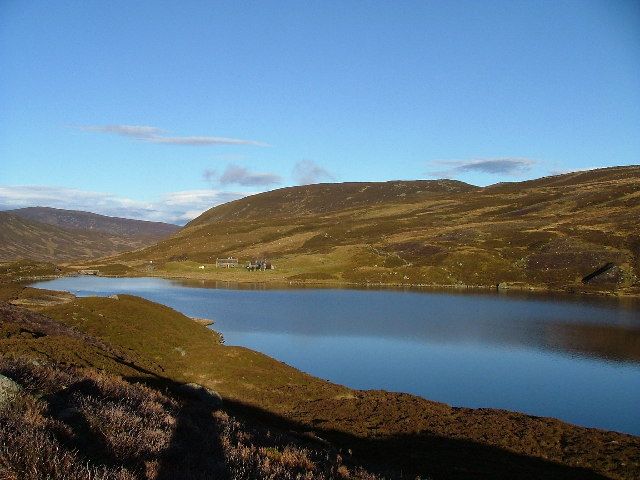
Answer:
0, 358, 379, 480
112, 166, 640, 296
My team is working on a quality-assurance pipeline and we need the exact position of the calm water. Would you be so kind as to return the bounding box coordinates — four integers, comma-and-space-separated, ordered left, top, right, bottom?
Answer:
32, 276, 640, 435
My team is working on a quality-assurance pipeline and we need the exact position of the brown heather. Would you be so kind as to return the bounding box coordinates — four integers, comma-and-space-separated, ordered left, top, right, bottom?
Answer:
1, 264, 639, 479
0, 359, 378, 480
107, 166, 640, 297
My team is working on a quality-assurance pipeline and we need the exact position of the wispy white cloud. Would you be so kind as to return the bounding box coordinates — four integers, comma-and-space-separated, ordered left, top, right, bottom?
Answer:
150, 136, 269, 146
292, 160, 334, 185
0, 185, 247, 225
218, 164, 282, 186
76, 124, 270, 147
160, 189, 247, 223
429, 158, 535, 177
78, 125, 165, 138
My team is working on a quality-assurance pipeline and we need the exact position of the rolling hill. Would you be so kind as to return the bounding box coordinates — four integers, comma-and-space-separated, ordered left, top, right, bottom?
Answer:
0, 208, 179, 262
115, 166, 640, 295
8, 206, 179, 239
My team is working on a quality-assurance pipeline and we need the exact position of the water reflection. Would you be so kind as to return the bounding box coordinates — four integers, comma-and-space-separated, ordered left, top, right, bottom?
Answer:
170, 279, 640, 364
31, 276, 640, 434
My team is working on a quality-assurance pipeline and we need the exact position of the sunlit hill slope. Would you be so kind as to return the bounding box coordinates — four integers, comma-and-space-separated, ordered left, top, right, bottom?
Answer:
0, 208, 179, 262
117, 166, 640, 295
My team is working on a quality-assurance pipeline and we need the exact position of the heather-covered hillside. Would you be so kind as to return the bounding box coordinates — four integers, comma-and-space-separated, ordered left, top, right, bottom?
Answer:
117, 166, 640, 296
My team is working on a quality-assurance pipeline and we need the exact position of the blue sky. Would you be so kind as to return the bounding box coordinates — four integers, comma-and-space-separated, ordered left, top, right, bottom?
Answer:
1, 0, 639, 224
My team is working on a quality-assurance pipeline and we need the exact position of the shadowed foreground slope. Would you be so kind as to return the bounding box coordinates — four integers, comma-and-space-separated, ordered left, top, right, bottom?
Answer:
1, 281, 637, 479
0, 302, 377, 479
115, 166, 640, 296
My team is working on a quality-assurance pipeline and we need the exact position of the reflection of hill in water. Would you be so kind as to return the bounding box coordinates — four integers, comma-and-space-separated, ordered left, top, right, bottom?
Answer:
220, 314, 640, 365
546, 323, 640, 363
171, 281, 640, 365
34, 275, 640, 365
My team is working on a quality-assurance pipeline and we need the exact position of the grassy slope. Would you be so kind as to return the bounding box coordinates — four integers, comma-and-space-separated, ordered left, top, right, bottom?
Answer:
32, 294, 640, 479
0, 211, 177, 263
0, 303, 374, 480
114, 166, 640, 295
1, 262, 639, 478
42, 295, 350, 410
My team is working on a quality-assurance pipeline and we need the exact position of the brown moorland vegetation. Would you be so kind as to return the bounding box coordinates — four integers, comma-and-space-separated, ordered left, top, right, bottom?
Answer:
0, 267, 638, 479
0, 357, 378, 480
0, 208, 178, 263
9, 207, 179, 240
109, 166, 640, 296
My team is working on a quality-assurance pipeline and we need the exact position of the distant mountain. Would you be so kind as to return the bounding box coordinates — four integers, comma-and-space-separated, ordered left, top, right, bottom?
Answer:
119, 166, 640, 295
0, 208, 179, 262
9, 207, 179, 240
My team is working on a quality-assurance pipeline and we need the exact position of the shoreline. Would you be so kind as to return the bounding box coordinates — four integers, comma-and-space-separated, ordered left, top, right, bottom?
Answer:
3, 269, 639, 478
24, 272, 640, 436
66, 267, 640, 299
